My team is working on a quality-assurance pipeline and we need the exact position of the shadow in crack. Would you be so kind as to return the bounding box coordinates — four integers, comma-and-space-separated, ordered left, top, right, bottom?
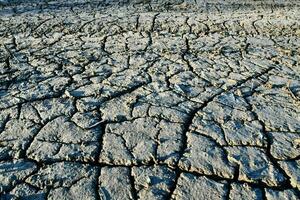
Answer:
0, 162, 34, 173
99, 186, 112, 200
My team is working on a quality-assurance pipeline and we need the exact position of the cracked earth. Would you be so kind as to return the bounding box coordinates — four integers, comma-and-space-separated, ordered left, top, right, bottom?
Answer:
0, 0, 300, 199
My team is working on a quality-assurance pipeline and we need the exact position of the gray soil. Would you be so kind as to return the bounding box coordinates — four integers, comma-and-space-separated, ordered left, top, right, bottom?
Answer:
0, 0, 299, 199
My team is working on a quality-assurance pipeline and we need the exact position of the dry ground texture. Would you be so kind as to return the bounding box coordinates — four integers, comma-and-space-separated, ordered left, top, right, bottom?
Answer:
0, 0, 300, 199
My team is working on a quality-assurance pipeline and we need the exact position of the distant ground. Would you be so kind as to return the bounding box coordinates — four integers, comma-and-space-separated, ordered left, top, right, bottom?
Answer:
0, 0, 299, 199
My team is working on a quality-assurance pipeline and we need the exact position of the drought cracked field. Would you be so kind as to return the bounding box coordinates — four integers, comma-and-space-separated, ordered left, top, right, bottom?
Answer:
0, 0, 300, 199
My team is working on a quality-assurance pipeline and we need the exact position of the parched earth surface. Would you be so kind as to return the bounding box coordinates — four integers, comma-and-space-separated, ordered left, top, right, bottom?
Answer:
0, 0, 300, 199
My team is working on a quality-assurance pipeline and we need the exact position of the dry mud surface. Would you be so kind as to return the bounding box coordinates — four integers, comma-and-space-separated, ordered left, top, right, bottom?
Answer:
0, 0, 300, 199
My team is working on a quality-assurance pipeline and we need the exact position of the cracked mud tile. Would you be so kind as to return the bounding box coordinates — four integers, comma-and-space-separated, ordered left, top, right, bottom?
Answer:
229, 183, 263, 200
225, 147, 286, 187
32, 98, 75, 122
193, 93, 267, 147
151, 34, 187, 56
71, 111, 101, 130
171, 173, 228, 200
26, 116, 102, 162
222, 120, 266, 147
26, 162, 97, 199
178, 132, 235, 179
265, 188, 300, 200
100, 116, 185, 165
132, 165, 176, 200
148, 58, 188, 78
278, 160, 300, 190
76, 97, 102, 113
47, 176, 98, 200
156, 120, 184, 165
100, 93, 138, 122
0, 159, 37, 193
19, 103, 42, 124
100, 90, 189, 124
0, 95, 23, 110
148, 106, 190, 124
98, 167, 133, 199
168, 71, 218, 101
99, 132, 134, 165
190, 117, 227, 146
153, 13, 190, 34
202, 95, 255, 125
247, 85, 300, 132
136, 13, 156, 32
187, 53, 247, 83
14, 76, 70, 102
141, 90, 189, 108
78, 60, 112, 78
125, 32, 150, 52
0, 183, 45, 200
100, 118, 160, 165
66, 83, 103, 99
269, 132, 300, 160
103, 69, 150, 92
0, 119, 40, 160
132, 102, 151, 119
0, 106, 18, 128
104, 34, 126, 54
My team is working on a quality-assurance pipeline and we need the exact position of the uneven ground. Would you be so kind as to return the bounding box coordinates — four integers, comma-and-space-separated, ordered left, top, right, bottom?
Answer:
0, 0, 300, 199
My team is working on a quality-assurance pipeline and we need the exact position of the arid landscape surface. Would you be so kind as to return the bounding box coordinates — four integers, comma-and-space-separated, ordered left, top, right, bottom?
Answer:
0, 0, 300, 199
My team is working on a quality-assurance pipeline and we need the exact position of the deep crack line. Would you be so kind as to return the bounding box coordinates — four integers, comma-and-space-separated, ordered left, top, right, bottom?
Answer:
1, 2, 300, 199
129, 167, 138, 200
243, 88, 297, 190
166, 66, 275, 199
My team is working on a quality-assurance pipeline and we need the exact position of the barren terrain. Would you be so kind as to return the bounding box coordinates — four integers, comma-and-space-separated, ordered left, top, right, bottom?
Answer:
0, 0, 300, 199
